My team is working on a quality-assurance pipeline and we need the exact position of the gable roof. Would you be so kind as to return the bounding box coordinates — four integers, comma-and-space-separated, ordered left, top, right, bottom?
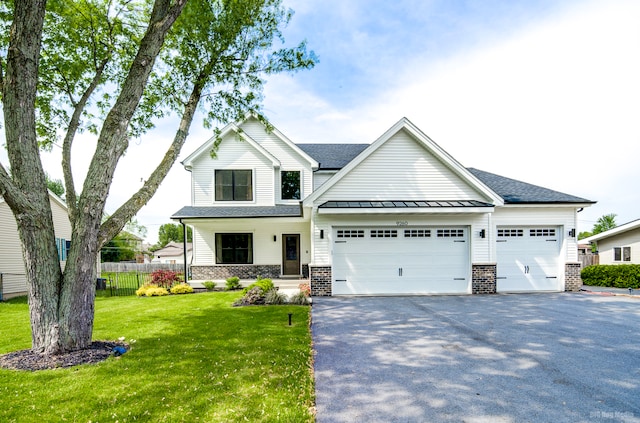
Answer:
467, 168, 594, 204
182, 114, 318, 171
154, 241, 192, 257
582, 219, 640, 243
296, 144, 369, 170
303, 117, 504, 207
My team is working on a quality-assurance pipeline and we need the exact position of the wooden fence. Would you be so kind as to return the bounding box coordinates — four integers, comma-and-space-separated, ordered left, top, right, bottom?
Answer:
578, 254, 599, 269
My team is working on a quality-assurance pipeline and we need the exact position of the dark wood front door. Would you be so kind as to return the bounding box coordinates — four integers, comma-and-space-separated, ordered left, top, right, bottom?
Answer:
282, 234, 300, 275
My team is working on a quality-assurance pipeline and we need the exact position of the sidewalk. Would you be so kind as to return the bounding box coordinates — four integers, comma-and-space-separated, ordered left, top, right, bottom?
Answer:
580, 285, 640, 297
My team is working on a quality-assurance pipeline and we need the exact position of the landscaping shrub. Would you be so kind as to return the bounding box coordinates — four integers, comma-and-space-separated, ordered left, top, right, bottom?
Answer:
233, 286, 265, 306
170, 283, 194, 295
225, 276, 241, 290
298, 283, 311, 297
242, 277, 274, 295
136, 283, 169, 297
265, 288, 287, 305
202, 280, 217, 291
150, 269, 182, 288
581, 264, 640, 288
288, 291, 310, 305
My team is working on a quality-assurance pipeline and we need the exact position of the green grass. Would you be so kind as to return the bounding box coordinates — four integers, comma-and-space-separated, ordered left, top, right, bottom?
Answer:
0, 293, 314, 422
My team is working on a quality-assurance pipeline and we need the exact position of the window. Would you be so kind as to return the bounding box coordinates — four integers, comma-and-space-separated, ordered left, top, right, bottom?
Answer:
337, 229, 364, 238
497, 229, 523, 237
371, 229, 398, 238
437, 229, 464, 238
215, 170, 252, 201
55, 238, 70, 261
405, 229, 431, 238
614, 247, 631, 262
216, 233, 253, 264
530, 228, 556, 237
281, 171, 301, 200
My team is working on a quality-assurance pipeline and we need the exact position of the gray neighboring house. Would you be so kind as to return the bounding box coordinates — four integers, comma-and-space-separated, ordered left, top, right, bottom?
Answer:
172, 115, 595, 296
582, 219, 640, 264
152, 241, 193, 264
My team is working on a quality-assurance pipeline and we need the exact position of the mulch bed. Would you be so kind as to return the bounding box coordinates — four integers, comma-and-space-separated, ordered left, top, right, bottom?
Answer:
0, 341, 128, 371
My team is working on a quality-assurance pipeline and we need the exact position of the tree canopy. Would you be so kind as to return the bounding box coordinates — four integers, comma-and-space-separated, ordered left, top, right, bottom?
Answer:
154, 223, 192, 250
0, 0, 315, 355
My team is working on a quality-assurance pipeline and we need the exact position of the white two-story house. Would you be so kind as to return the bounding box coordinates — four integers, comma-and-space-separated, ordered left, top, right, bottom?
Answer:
172, 115, 594, 296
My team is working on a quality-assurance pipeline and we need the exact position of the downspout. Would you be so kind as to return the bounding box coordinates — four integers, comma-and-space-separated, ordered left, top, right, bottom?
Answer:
180, 219, 188, 282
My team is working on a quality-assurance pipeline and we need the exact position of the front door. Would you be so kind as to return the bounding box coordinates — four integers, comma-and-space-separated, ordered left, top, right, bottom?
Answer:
282, 234, 300, 276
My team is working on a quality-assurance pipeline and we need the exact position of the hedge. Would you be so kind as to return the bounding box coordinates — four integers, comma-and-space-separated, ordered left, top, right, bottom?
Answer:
581, 264, 640, 289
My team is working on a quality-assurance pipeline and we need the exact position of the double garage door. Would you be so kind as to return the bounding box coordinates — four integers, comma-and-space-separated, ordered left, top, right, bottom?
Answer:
331, 225, 562, 295
332, 226, 470, 295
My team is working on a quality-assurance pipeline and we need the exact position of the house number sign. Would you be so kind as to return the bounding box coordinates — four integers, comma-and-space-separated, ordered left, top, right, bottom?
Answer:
396, 221, 409, 226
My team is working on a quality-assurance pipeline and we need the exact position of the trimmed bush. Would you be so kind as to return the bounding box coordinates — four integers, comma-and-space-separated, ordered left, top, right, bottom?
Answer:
265, 288, 287, 305
242, 278, 274, 295
150, 269, 182, 288
136, 283, 169, 297
233, 286, 265, 306
288, 291, 309, 305
298, 283, 311, 297
203, 280, 217, 291
226, 276, 241, 291
581, 264, 640, 288
170, 283, 194, 294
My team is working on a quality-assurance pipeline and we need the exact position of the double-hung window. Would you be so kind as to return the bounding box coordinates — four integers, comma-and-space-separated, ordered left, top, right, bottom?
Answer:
281, 171, 301, 200
215, 170, 252, 201
614, 246, 631, 262
215, 233, 253, 264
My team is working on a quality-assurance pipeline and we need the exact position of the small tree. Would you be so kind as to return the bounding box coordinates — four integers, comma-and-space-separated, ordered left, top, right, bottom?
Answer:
592, 213, 617, 235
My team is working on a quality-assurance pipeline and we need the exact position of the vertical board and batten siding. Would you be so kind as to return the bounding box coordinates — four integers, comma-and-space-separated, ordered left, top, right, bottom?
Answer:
0, 196, 72, 297
594, 229, 640, 264
189, 219, 310, 266
310, 213, 491, 266
191, 133, 274, 206
315, 129, 488, 203
240, 118, 314, 201
491, 207, 577, 263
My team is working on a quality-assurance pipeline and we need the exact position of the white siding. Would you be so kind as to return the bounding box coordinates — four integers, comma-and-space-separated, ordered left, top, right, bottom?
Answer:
315, 129, 486, 203
313, 171, 335, 190
240, 118, 314, 201
188, 218, 310, 267
191, 133, 275, 206
0, 196, 71, 298
595, 229, 640, 265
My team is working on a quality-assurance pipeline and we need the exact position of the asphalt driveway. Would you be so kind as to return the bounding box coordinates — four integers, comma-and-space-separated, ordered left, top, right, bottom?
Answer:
312, 293, 640, 422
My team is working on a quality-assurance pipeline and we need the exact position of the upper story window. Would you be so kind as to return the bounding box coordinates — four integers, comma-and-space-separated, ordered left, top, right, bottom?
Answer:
614, 246, 631, 262
281, 171, 301, 200
215, 170, 252, 201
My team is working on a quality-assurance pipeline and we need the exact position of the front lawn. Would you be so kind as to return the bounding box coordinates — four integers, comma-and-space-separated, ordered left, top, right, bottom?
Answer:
0, 292, 314, 422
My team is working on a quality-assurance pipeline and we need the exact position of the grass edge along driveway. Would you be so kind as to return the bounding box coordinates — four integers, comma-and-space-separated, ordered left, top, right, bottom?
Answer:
0, 292, 315, 422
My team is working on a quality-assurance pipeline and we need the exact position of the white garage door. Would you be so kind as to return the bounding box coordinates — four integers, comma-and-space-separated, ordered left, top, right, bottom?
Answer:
496, 227, 562, 292
332, 227, 470, 295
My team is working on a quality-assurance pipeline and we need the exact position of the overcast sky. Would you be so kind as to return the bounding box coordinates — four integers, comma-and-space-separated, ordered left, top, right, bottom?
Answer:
9, 0, 640, 244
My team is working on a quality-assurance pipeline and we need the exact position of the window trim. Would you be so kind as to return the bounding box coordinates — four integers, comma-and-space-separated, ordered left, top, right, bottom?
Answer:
614, 246, 631, 262
215, 233, 254, 264
214, 169, 254, 202
280, 170, 302, 201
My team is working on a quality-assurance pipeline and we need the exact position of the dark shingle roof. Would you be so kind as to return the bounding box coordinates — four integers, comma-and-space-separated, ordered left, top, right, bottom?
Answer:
467, 168, 593, 204
296, 143, 369, 170
172, 205, 301, 219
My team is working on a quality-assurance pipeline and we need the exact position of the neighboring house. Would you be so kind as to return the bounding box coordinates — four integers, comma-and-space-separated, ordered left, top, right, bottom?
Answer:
0, 191, 72, 300
582, 219, 640, 265
152, 241, 193, 264
172, 115, 594, 296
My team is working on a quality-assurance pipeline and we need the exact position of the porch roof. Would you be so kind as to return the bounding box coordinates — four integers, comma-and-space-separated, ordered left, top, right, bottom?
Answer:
318, 200, 494, 209
171, 205, 302, 219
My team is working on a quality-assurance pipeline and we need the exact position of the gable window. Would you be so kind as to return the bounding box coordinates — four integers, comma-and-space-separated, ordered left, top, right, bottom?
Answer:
216, 233, 253, 264
281, 171, 301, 200
614, 247, 631, 262
215, 170, 252, 201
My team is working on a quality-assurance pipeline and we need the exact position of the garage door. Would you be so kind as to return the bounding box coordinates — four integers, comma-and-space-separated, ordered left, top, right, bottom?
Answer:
496, 227, 562, 292
332, 227, 470, 295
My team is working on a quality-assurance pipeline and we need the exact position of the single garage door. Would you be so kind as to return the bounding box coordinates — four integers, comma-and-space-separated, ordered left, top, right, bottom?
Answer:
332, 227, 470, 295
496, 227, 562, 292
